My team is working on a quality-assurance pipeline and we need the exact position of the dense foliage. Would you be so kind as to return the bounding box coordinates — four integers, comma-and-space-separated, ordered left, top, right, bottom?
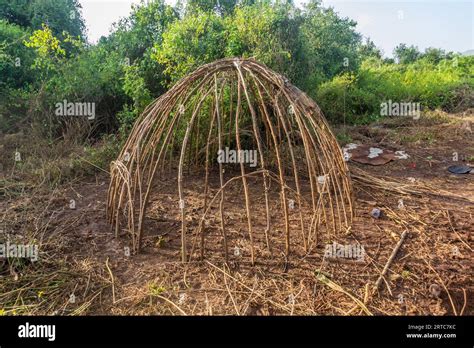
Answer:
317, 55, 473, 124
0, 0, 472, 137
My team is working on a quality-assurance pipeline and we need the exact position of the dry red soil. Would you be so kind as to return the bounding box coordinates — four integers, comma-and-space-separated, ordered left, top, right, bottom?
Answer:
0, 112, 472, 315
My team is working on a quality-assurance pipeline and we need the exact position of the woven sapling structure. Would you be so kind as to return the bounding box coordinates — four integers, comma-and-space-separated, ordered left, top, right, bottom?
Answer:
106, 58, 354, 264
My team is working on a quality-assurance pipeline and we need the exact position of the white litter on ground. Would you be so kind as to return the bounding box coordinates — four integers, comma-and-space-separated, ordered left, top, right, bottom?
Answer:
368, 147, 384, 158
345, 143, 359, 150
317, 174, 328, 185
343, 149, 351, 161
394, 150, 409, 160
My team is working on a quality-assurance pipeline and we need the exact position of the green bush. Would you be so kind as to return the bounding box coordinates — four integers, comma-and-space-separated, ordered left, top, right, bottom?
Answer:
317, 56, 474, 124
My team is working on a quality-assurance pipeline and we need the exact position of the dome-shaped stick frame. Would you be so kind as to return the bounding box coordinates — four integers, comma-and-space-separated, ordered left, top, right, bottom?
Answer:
107, 58, 354, 264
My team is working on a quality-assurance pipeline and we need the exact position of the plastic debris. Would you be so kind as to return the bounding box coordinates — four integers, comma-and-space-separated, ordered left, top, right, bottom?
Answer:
343, 151, 351, 161
345, 143, 359, 150
368, 147, 384, 158
370, 208, 382, 219
394, 151, 409, 160
448, 165, 472, 174
317, 174, 328, 185
342, 144, 410, 165
343, 144, 396, 165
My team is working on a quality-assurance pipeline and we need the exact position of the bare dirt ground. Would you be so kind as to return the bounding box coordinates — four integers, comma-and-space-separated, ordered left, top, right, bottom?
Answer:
0, 111, 472, 316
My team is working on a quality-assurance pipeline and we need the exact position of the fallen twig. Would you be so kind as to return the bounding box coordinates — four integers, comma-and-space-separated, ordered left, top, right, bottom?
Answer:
373, 230, 408, 293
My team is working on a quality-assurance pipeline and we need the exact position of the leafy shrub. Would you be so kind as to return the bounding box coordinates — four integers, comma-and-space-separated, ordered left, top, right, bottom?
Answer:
317, 56, 474, 124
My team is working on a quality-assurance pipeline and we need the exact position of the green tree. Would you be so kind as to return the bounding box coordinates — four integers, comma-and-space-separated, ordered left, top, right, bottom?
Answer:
186, 0, 245, 16
0, 20, 35, 131
152, 10, 227, 81
0, 0, 85, 39
227, 1, 302, 79
300, 0, 362, 91
0, 0, 30, 27
30, 0, 84, 39
358, 38, 382, 60
108, 0, 177, 96
422, 47, 453, 64
23, 24, 66, 79
393, 43, 420, 64
0, 20, 35, 88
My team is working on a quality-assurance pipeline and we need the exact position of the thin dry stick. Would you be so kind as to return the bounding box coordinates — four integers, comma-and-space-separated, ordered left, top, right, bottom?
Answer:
201, 95, 217, 259
460, 288, 467, 316
373, 230, 409, 293
233, 71, 255, 265
316, 273, 373, 316
237, 67, 272, 252
154, 294, 188, 315
237, 65, 290, 256
425, 260, 458, 316
251, 75, 305, 251
178, 87, 214, 262
206, 261, 293, 313
446, 210, 473, 251
214, 75, 229, 263
223, 264, 240, 315
105, 257, 116, 304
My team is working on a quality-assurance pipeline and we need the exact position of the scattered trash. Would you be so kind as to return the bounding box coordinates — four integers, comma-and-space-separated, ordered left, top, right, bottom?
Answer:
397, 199, 405, 210
368, 147, 383, 158
342, 144, 410, 166
345, 143, 359, 150
343, 150, 351, 161
394, 151, 409, 160
343, 144, 394, 165
448, 165, 472, 174
370, 208, 382, 219
317, 174, 328, 185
